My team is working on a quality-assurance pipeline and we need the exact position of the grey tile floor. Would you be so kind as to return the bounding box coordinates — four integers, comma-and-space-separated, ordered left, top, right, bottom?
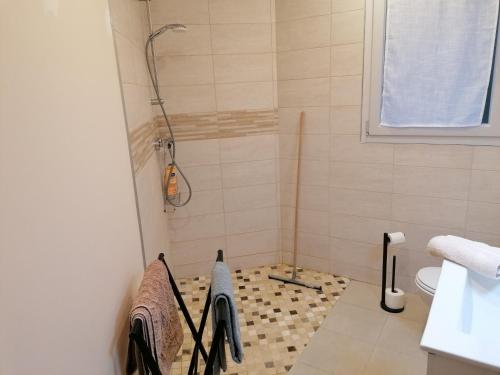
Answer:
289, 280, 430, 375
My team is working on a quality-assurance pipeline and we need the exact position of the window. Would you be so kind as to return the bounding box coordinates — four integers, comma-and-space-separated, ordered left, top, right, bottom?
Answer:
362, 0, 500, 145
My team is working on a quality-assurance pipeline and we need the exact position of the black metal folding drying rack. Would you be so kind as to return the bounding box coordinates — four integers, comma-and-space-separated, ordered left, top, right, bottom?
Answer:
128, 250, 226, 375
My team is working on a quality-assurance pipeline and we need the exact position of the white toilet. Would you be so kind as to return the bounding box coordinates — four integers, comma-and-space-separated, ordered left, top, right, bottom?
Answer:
415, 267, 442, 305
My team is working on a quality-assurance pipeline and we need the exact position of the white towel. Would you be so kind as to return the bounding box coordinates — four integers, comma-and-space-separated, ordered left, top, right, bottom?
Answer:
427, 235, 500, 279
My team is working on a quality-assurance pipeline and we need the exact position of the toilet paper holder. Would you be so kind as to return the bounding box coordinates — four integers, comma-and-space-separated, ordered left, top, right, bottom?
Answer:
381, 232, 406, 313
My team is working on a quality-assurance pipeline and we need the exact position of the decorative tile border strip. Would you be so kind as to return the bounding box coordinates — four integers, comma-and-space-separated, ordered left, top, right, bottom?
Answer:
157, 108, 278, 141
130, 109, 278, 173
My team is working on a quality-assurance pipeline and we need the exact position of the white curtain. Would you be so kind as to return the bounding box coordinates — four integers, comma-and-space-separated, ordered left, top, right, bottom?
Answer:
381, 0, 499, 128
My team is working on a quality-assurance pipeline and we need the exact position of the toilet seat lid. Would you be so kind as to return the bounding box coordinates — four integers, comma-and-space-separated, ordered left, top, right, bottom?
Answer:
416, 267, 441, 292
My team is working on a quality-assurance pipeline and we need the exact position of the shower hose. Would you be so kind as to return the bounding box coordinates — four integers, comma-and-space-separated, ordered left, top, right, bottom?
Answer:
145, 37, 192, 208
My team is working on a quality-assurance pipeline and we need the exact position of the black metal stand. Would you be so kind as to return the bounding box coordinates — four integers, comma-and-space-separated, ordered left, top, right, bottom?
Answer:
380, 233, 404, 313
129, 250, 227, 375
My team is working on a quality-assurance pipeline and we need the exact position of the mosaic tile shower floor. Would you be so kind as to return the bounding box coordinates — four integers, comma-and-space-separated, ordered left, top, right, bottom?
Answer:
170, 264, 350, 375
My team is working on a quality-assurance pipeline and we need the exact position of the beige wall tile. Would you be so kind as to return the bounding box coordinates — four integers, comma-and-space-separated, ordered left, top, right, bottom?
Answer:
299, 159, 330, 186
331, 238, 381, 272
180, 164, 222, 192
113, 31, 137, 85
394, 144, 473, 169
297, 208, 329, 235
213, 53, 273, 83
220, 134, 276, 163
470, 170, 500, 203
331, 9, 364, 45
169, 213, 226, 241
157, 55, 214, 86
151, 0, 210, 24
280, 134, 329, 160
211, 24, 272, 54
227, 252, 280, 269
209, 0, 271, 24
155, 24, 211, 56
275, 0, 330, 21
168, 189, 224, 218
222, 159, 276, 188
331, 76, 362, 105
278, 78, 330, 107
390, 221, 463, 252
121, 84, 154, 130
467, 202, 500, 235
331, 106, 361, 135
332, 0, 365, 13
330, 162, 394, 192
297, 231, 330, 259
331, 43, 364, 76
465, 231, 500, 248
225, 207, 279, 234
331, 134, 393, 164
175, 139, 220, 166
277, 47, 331, 80
330, 188, 392, 219
171, 236, 226, 265
394, 166, 470, 200
392, 194, 467, 229
277, 15, 331, 51
298, 185, 329, 211
226, 229, 279, 257
330, 214, 391, 244
216, 81, 274, 111
223, 183, 277, 212
472, 147, 500, 171
162, 84, 217, 114
279, 107, 330, 134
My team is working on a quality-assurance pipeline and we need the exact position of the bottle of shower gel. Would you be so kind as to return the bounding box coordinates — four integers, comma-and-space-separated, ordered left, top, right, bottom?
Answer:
165, 165, 177, 198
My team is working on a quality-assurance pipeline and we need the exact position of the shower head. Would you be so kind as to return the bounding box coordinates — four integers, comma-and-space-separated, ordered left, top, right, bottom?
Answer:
149, 23, 187, 40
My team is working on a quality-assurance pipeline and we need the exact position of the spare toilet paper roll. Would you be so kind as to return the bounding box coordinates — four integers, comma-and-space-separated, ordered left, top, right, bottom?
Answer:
388, 232, 405, 245
385, 288, 406, 310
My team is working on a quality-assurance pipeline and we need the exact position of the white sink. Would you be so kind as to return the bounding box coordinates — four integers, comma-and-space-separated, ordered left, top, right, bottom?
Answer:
421, 260, 500, 373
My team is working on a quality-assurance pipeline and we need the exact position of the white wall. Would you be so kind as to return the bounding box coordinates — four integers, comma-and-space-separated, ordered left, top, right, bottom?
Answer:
0, 1, 144, 374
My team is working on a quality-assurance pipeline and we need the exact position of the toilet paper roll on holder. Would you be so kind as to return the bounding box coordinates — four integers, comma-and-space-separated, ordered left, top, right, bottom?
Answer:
380, 232, 406, 313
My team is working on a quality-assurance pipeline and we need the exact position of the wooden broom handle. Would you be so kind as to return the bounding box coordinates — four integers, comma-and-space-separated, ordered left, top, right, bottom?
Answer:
292, 112, 305, 270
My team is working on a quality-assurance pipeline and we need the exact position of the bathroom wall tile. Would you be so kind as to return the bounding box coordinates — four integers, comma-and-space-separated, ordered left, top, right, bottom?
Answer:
469, 170, 500, 203
465, 231, 500, 248
330, 214, 391, 244
279, 107, 330, 134
169, 213, 226, 242
331, 10, 364, 45
275, 0, 331, 22
277, 47, 331, 80
223, 183, 277, 212
330, 162, 393, 193
280, 134, 329, 160
472, 147, 500, 171
220, 134, 276, 163
331, 43, 364, 76
280, 183, 296, 207
393, 166, 470, 200
168, 189, 223, 218
276, 15, 331, 51
113, 31, 137, 84
170, 261, 213, 278
332, 0, 365, 13
467, 201, 500, 236
331, 135, 393, 164
298, 159, 330, 186
225, 206, 279, 234
215, 82, 274, 111
211, 24, 272, 54
297, 254, 331, 274
221, 159, 276, 188
157, 55, 214, 86
330, 106, 361, 135
179, 164, 222, 192
298, 185, 329, 211
209, 0, 271, 24
280, 205, 296, 230
161, 84, 217, 114
155, 24, 211, 56
171, 236, 226, 265
331, 238, 381, 271
151, 0, 210, 25
330, 188, 392, 219
392, 194, 467, 230
278, 78, 330, 107
390, 221, 463, 252
394, 144, 473, 169
213, 53, 273, 83
297, 231, 330, 259
297, 209, 329, 235
330, 76, 362, 106
226, 229, 279, 257
121, 84, 154, 130
175, 139, 220, 166
227, 252, 280, 270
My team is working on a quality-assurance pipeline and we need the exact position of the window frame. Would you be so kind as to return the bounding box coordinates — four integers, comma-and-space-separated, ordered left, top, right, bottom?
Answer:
361, 0, 500, 146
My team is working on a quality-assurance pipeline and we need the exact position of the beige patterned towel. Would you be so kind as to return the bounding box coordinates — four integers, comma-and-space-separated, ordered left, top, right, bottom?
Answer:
129, 260, 183, 375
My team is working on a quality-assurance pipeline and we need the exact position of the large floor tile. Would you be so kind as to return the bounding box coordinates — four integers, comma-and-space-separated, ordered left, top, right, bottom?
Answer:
289, 361, 333, 375
377, 316, 427, 358
364, 347, 427, 375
